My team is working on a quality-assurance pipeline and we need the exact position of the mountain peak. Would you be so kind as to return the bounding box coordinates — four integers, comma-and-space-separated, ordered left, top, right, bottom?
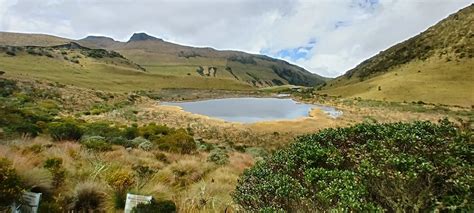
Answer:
128, 32, 162, 42
83, 35, 115, 41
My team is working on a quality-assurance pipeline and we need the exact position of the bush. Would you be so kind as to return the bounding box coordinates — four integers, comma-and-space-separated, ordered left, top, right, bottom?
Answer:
156, 129, 196, 154
107, 170, 135, 209
138, 140, 153, 151
80, 136, 112, 152
110, 136, 133, 147
43, 157, 65, 188
131, 199, 176, 213
0, 158, 24, 207
138, 123, 171, 139
207, 148, 229, 165
70, 182, 107, 212
131, 137, 150, 148
82, 121, 122, 139
123, 125, 139, 140
48, 120, 83, 141
234, 119, 473, 212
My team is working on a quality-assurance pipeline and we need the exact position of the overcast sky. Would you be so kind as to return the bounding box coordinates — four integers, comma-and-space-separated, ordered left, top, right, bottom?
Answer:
0, 0, 472, 77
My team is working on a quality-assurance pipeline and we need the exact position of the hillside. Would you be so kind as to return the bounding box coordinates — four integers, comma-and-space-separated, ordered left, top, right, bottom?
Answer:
321, 4, 474, 106
79, 32, 327, 87
0, 42, 251, 91
0, 31, 327, 89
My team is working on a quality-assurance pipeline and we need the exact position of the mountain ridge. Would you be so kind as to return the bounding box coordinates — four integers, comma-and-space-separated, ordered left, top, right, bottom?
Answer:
0, 31, 327, 88
320, 4, 473, 106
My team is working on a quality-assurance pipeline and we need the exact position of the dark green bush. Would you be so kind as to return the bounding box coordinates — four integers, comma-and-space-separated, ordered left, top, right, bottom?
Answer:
138, 123, 171, 139
0, 158, 24, 207
207, 148, 229, 165
80, 136, 112, 152
131, 200, 176, 213
156, 129, 196, 154
234, 119, 473, 212
82, 121, 122, 139
48, 120, 83, 141
44, 157, 65, 188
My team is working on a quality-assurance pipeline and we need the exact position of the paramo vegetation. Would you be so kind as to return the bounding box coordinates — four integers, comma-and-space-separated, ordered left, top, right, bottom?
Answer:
234, 119, 473, 212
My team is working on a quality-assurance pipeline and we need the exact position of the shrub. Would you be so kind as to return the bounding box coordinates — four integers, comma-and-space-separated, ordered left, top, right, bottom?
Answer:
234, 119, 473, 212
123, 125, 139, 140
0, 158, 24, 207
82, 121, 122, 139
110, 136, 133, 147
138, 123, 171, 139
138, 140, 153, 151
132, 199, 176, 213
70, 182, 107, 212
207, 148, 229, 165
80, 136, 112, 152
131, 137, 150, 148
43, 157, 65, 188
48, 120, 83, 141
107, 170, 135, 209
156, 129, 196, 154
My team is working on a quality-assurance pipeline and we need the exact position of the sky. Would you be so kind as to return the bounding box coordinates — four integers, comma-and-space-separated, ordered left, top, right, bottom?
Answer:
0, 0, 472, 77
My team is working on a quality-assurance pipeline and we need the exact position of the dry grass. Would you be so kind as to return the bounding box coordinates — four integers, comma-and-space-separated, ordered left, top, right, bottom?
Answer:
322, 54, 474, 107
0, 136, 254, 212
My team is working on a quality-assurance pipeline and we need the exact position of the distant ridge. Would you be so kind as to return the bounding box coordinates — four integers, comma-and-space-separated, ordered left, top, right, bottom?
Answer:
0, 31, 327, 87
128, 32, 163, 42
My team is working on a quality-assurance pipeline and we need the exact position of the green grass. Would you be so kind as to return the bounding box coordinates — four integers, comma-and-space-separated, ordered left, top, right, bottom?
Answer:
321, 57, 474, 107
0, 53, 253, 92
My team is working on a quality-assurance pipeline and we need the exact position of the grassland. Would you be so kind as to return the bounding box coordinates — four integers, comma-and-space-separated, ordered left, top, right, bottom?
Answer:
321, 57, 474, 106
321, 4, 473, 107
0, 50, 252, 92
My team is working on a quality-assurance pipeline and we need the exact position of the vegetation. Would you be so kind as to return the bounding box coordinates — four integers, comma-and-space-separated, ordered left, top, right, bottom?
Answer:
0, 158, 24, 208
321, 5, 474, 106
234, 120, 473, 212
131, 199, 177, 213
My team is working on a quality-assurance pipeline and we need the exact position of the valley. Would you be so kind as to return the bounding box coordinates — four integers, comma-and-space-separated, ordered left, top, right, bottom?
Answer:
0, 3, 473, 213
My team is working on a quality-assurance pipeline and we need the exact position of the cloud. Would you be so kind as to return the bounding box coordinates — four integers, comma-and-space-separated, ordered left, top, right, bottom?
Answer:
0, 0, 472, 77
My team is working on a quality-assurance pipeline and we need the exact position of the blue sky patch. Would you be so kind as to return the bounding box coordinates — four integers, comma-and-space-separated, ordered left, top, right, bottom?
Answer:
269, 38, 317, 61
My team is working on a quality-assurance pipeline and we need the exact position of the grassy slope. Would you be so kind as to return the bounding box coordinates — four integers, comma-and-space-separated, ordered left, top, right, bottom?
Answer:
0, 51, 252, 92
80, 36, 327, 87
321, 4, 474, 106
0, 32, 70, 46
322, 58, 474, 106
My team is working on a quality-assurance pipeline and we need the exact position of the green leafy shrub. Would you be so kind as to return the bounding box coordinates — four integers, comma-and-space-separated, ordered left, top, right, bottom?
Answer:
138, 140, 153, 151
131, 199, 176, 213
0, 158, 24, 207
48, 120, 83, 141
123, 124, 139, 140
110, 136, 133, 147
82, 121, 122, 139
156, 129, 196, 154
80, 136, 112, 152
207, 148, 229, 165
43, 157, 66, 188
107, 170, 135, 209
131, 137, 150, 148
138, 123, 171, 139
234, 119, 473, 212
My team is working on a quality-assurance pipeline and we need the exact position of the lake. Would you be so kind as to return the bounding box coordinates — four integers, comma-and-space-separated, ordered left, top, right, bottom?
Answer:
161, 97, 342, 123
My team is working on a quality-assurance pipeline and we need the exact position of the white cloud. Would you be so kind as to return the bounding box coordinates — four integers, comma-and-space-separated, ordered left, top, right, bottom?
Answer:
0, 0, 472, 77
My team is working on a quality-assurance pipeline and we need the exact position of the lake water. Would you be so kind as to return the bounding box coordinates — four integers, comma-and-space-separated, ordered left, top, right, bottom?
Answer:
161, 97, 342, 123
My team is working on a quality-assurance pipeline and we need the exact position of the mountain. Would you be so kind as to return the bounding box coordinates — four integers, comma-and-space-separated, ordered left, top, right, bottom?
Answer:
0, 32, 71, 46
0, 40, 251, 92
321, 4, 474, 107
0, 31, 327, 89
77, 33, 326, 87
